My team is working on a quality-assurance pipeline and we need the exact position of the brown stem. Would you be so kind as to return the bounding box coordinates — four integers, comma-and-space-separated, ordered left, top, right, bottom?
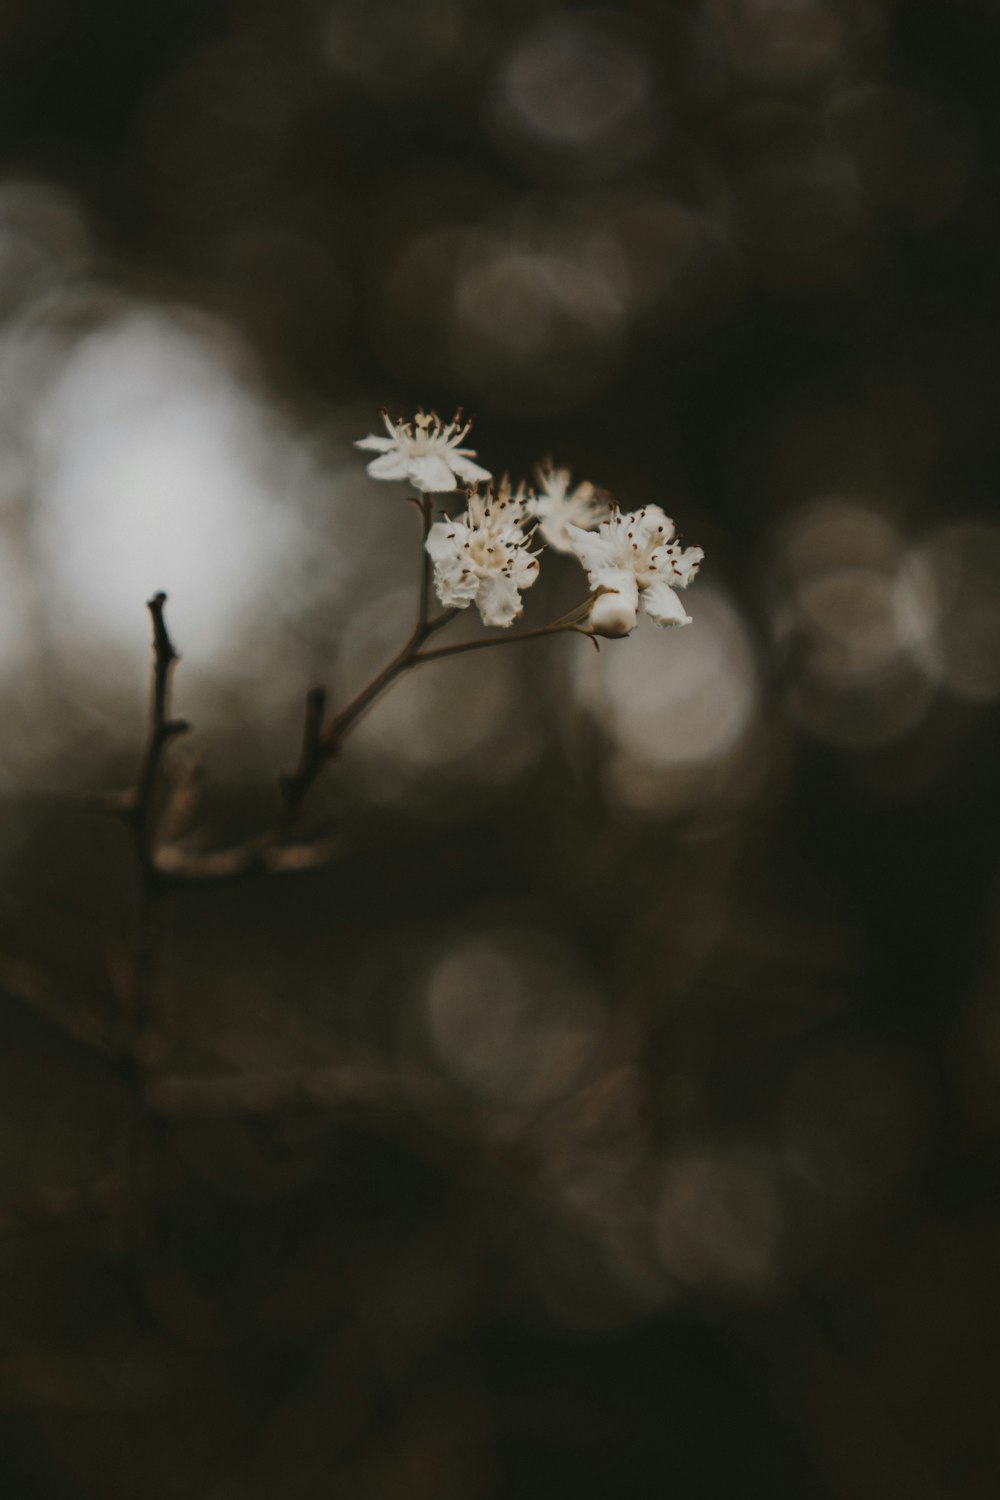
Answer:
320, 608, 586, 747
267, 492, 447, 810
416, 493, 433, 630
276, 684, 329, 838
133, 593, 189, 874
122, 594, 190, 1051
131, 532, 584, 891
415, 618, 585, 665
322, 633, 418, 752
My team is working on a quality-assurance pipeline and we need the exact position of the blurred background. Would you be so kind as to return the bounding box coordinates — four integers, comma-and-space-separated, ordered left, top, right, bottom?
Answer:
0, 0, 998, 1494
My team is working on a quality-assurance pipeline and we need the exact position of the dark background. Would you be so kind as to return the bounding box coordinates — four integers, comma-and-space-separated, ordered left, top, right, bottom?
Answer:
0, 1, 998, 1495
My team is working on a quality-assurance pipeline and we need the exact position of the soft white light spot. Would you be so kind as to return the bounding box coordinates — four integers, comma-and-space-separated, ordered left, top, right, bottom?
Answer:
0, 533, 35, 678
900, 524, 1000, 703
455, 252, 554, 356
575, 587, 757, 793
781, 498, 901, 576
497, 17, 650, 148
718, 0, 845, 87
771, 499, 938, 746
33, 309, 302, 662
797, 567, 902, 674
426, 930, 600, 1109
656, 1146, 783, 1292
0, 180, 91, 317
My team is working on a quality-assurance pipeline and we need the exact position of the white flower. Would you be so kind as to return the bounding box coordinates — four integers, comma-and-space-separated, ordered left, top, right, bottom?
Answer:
567, 504, 703, 636
527, 462, 611, 554
355, 408, 492, 493
425, 479, 540, 628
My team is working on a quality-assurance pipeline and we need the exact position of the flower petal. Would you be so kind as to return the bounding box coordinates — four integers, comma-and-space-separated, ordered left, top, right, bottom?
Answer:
670, 545, 704, 589
534, 465, 571, 505
432, 564, 479, 607
537, 516, 575, 554
476, 574, 524, 628
425, 520, 466, 561
641, 579, 692, 627
590, 567, 638, 607
566, 522, 622, 573
355, 434, 397, 452
410, 454, 460, 492
508, 551, 540, 590
449, 453, 492, 484
637, 505, 676, 545
366, 450, 412, 480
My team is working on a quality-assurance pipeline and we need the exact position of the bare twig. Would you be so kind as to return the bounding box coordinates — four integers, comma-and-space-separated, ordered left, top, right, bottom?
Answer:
415, 617, 590, 665
318, 520, 457, 752
117, 599, 345, 892
119, 594, 190, 1049
276, 684, 330, 838
416, 493, 434, 631
131, 592, 189, 873
121, 536, 589, 895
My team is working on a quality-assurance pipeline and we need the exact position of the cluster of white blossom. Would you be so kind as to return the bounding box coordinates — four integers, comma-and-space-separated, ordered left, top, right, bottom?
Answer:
356, 408, 703, 635
528, 464, 611, 554
426, 478, 540, 629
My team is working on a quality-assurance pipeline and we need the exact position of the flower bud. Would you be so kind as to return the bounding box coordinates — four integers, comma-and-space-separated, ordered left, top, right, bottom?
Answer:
588, 590, 637, 638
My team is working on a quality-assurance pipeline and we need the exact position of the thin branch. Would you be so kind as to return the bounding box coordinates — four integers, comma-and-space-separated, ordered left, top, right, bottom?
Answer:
123, 520, 582, 894
276, 685, 331, 838
321, 635, 417, 752
318, 607, 583, 746
319, 614, 458, 752
115, 599, 345, 894
415, 618, 588, 665
416, 494, 433, 631
144, 1062, 451, 1120
425, 608, 459, 635
119, 593, 191, 1049
275, 502, 451, 792
130, 592, 189, 872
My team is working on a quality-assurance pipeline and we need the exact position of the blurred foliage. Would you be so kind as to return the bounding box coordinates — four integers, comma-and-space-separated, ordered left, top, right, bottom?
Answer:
0, 0, 998, 1496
